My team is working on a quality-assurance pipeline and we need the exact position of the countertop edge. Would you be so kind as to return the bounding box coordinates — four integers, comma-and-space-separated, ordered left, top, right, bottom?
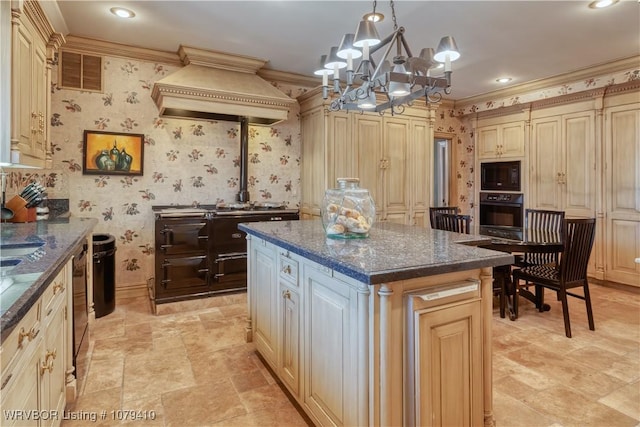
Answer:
1, 218, 98, 342
240, 223, 515, 285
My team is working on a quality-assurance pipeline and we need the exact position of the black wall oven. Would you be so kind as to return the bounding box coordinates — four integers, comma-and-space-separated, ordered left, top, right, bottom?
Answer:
481, 160, 521, 192
479, 192, 524, 240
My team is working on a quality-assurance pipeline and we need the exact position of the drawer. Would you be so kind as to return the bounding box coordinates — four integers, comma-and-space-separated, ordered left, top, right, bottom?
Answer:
0, 297, 42, 378
42, 267, 67, 315
279, 252, 298, 285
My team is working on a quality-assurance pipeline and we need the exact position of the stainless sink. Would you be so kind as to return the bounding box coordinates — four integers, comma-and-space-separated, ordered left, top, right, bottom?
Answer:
0, 258, 22, 293
0, 241, 45, 257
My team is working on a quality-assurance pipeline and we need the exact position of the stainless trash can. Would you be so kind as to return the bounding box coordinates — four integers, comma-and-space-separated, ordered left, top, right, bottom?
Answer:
92, 234, 116, 318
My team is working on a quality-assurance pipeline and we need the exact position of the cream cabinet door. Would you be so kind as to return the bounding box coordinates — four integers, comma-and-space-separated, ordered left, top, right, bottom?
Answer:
279, 281, 300, 397
477, 123, 524, 159
0, 340, 42, 427
252, 241, 279, 369
383, 118, 411, 218
11, 13, 49, 167
530, 117, 563, 210
303, 266, 358, 427
409, 299, 483, 427
354, 115, 384, 215
14, 18, 34, 156
410, 120, 431, 225
605, 103, 640, 286
562, 112, 596, 218
300, 109, 326, 217
41, 300, 67, 427
530, 113, 595, 217
328, 113, 354, 187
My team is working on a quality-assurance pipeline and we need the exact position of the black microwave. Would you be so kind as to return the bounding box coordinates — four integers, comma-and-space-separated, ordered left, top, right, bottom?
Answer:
480, 161, 521, 191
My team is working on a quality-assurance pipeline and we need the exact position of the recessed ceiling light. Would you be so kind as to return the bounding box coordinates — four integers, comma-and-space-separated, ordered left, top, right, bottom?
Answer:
110, 7, 135, 18
363, 12, 384, 23
496, 77, 512, 84
588, 0, 619, 8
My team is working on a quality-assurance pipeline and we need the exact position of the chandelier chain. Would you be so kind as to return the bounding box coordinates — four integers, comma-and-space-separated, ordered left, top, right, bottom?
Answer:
390, 0, 398, 31
373, 0, 377, 17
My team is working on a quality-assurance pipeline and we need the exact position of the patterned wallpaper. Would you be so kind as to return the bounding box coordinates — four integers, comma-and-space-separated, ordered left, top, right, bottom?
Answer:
7, 56, 310, 292
7, 51, 632, 293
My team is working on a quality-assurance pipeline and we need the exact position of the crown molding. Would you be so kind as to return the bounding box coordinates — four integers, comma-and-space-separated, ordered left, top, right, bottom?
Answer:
454, 55, 640, 111
468, 80, 640, 120
258, 69, 320, 89
61, 35, 182, 66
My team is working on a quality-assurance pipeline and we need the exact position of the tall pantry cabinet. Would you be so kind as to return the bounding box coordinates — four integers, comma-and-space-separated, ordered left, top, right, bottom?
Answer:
602, 86, 640, 286
299, 88, 436, 228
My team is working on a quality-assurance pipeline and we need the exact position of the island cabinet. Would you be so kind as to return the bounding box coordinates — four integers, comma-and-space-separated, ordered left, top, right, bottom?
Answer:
9, 0, 63, 168
299, 89, 436, 227
243, 221, 511, 427
0, 261, 71, 427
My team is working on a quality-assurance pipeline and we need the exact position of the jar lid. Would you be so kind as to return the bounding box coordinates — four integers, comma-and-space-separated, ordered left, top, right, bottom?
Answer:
336, 177, 360, 189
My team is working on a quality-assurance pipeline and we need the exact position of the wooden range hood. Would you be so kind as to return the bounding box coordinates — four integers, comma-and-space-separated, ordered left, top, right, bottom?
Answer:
151, 46, 295, 125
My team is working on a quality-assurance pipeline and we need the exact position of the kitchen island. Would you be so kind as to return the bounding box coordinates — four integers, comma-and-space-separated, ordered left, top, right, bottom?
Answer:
239, 219, 513, 427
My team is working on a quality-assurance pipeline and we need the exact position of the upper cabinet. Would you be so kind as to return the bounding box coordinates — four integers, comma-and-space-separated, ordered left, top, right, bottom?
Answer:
8, 0, 63, 168
477, 121, 525, 159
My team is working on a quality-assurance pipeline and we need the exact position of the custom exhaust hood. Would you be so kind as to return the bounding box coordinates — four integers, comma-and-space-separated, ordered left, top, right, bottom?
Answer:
151, 46, 295, 125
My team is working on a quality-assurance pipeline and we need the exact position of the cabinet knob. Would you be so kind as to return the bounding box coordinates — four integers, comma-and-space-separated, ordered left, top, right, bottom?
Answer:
282, 265, 292, 275
282, 289, 291, 299
53, 282, 65, 294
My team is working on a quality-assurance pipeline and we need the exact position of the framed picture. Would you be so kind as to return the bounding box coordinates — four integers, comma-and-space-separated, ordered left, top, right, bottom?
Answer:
82, 130, 144, 176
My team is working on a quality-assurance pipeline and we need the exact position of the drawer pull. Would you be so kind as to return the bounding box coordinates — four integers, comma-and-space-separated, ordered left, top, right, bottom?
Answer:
282, 265, 292, 275
46, 308, 53, 317
282, 289, 291, 299
18, 327, 39, 348
1, 373, 12, 390
53, 282, 65, 294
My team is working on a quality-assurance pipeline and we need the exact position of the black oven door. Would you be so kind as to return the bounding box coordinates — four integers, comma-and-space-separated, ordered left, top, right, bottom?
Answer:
156, 217, 209, 256
158, 255, 209, 297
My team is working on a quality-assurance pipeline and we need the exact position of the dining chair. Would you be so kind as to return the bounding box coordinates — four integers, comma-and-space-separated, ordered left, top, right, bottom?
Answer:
434, 212, 471, 234
515, 209, 565, 268
429, 206, 459, 229
512, 218, 596, 338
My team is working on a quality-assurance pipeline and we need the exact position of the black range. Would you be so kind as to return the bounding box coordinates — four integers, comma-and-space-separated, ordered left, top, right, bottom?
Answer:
151, 203, 299, 309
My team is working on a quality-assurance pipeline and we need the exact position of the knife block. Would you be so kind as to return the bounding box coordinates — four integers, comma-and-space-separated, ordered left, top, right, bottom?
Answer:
6, 195, 36, 222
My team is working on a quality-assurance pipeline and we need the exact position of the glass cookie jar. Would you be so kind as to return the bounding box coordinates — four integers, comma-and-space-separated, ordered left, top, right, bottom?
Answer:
321, 178, 375, 239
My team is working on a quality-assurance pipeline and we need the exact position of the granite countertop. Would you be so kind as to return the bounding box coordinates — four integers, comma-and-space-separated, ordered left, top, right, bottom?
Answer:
0, 217, 98, 341
239, 220, 514, 285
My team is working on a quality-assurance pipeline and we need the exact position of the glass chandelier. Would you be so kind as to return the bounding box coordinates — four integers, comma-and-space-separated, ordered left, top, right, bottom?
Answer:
313, 0, 460, 115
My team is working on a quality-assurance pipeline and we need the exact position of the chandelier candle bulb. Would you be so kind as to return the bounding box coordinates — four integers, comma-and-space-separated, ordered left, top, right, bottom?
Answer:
363, 41, 370, 61
322, 71, 328, 87
445, 54, 451, 73
347, 53, 353, 71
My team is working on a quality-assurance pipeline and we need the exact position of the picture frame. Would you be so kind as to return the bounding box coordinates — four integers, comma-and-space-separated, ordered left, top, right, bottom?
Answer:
82, 130, 145, 176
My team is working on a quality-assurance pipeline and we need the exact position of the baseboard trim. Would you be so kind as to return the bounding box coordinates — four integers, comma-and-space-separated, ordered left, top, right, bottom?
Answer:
115, 282, 149, 301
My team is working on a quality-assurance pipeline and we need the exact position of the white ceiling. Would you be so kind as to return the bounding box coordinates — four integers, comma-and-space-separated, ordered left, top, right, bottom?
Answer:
52, 0, 640, 100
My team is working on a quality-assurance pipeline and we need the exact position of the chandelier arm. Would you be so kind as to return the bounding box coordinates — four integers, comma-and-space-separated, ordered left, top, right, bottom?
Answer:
370, 30, 402, 83
369, 27, 404, 57
399, 33, 413, 59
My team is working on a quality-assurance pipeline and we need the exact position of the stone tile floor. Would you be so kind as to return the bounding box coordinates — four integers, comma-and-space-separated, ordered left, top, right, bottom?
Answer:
63, 280, 639, 426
